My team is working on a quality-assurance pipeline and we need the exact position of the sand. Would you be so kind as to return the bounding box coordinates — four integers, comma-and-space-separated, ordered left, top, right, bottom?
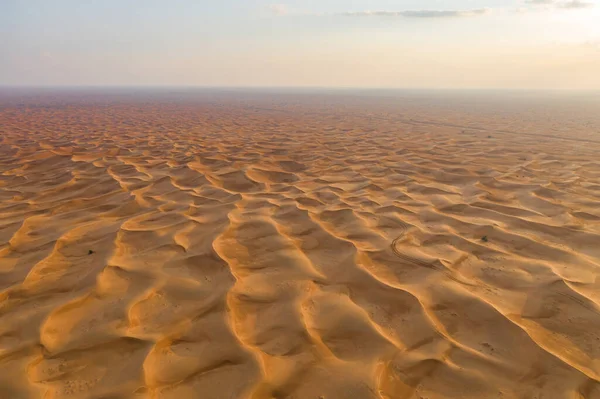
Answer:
1, 89, 600, 399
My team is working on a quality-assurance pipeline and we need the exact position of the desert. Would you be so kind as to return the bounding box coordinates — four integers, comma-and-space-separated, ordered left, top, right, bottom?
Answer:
1, 89, 600, 398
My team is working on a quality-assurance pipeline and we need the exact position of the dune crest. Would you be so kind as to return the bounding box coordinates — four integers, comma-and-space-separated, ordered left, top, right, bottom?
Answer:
1, 90, 600, 398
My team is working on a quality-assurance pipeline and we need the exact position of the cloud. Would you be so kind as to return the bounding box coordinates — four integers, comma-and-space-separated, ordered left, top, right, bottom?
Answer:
522, 0, 595, 8
558, 0, 594, 8
268, 4, 288, 15
267, 4, 491, 18
268, 2, 593, 18
585, 41, 600, 51
338, 9, 491, 18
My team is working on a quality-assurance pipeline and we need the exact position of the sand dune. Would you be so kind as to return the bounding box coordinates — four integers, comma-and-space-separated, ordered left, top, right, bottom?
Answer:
1, 90, 600, 398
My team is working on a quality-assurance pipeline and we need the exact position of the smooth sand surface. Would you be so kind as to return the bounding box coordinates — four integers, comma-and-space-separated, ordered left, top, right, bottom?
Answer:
1, 90, 600, 398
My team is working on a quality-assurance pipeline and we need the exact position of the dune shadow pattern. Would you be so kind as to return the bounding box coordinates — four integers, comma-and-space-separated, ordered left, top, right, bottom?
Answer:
1, 91, 600, 398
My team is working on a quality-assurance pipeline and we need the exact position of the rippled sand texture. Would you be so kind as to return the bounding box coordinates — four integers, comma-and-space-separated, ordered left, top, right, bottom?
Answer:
1, 90, 600, 399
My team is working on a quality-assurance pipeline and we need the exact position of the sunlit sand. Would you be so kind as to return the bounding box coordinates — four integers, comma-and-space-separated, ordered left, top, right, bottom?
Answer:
1, 89, 599, 398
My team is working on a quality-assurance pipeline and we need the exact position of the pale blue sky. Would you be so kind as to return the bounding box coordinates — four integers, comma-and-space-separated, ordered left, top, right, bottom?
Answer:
2, 0, 599, 88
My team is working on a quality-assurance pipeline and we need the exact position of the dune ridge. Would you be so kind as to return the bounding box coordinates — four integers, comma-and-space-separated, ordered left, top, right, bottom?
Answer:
1, 90, 600, 398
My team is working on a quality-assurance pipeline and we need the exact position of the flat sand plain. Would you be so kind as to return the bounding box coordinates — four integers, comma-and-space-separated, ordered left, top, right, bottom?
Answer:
1, 89, 600, 399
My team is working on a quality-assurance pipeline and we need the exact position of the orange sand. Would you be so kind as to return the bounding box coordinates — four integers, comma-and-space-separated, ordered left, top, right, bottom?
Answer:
1, 89, 600, 398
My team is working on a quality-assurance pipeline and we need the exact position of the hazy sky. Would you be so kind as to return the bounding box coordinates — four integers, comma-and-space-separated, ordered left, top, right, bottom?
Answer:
2, 0, 600, 89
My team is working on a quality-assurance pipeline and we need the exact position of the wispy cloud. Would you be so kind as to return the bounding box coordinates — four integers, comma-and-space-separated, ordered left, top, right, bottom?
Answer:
585, 41, 600, 51
523, 0, 595, 8
338, 9, 491, 18
268, 6, 492, 19
268, 4, 288, 16
524, 0, 554, 4
558, 0, 594, 8
269, 1, 593, 19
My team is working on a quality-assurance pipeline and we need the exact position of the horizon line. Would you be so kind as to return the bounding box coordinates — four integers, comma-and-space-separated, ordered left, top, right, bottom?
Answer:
2, 85, 600, 93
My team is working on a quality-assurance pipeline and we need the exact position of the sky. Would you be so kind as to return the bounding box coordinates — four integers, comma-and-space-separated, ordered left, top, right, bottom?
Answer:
2, 0, 600, 89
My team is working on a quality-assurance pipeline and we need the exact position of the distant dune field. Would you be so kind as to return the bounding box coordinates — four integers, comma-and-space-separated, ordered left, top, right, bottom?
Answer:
1, 89, 600, 399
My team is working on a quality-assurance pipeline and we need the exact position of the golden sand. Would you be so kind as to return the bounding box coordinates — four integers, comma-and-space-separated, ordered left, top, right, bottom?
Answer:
1, 90, 600, 398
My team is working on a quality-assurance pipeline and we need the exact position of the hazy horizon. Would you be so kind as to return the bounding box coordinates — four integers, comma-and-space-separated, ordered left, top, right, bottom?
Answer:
2, 85, 600, 91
